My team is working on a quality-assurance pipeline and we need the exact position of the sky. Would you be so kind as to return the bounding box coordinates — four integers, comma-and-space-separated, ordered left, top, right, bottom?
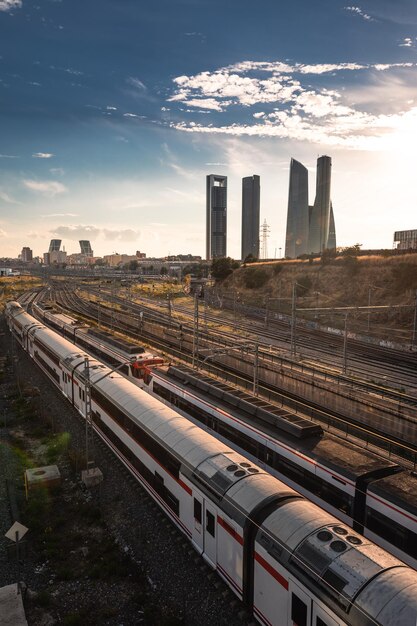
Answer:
1, 0, 417, 259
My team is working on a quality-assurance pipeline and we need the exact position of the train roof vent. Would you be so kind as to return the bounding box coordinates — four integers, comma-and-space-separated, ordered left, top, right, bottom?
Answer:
295, 541, 332, 575
195, 453, 253, 498
346, 535, 362, 546
333, 526, 348, 536
330, 540, 347, 553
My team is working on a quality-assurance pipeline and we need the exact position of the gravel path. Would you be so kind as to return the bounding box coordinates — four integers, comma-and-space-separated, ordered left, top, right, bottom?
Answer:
0, 316, 251, 625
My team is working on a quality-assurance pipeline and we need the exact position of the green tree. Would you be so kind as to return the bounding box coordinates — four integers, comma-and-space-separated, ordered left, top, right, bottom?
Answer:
211, 257, 239, 281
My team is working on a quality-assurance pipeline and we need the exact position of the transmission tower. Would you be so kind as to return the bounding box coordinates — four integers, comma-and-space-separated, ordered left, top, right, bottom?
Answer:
260, 219, 270, 260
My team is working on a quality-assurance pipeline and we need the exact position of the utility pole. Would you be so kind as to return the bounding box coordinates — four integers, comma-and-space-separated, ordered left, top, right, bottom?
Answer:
253, 343, 259, 396
343, 314, 348, 374
290, 283, 297, 357
264, 297, 269, 329
367, 286, 372, 333
192, 294, 199, 369
84, 357, 93, 472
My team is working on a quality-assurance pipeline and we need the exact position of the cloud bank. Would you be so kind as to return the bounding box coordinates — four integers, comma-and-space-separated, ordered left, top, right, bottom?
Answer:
168, 59, 417, 149
51, 225, 140, 242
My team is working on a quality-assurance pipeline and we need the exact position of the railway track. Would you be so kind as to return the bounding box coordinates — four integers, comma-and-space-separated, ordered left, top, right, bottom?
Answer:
40, 283, 417, 468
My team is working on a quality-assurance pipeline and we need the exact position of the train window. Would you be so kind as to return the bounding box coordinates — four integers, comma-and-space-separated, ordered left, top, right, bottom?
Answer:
291, 594, 307, 626
194, 499, 202, 524
365, 507, 414, 554
206, 511, 215, 537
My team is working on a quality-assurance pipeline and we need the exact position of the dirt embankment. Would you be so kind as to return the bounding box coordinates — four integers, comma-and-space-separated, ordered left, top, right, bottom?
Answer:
217, 253, 417, 340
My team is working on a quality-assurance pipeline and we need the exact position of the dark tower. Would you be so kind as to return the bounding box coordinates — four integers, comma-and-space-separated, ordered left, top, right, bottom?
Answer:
241, 175, 260, 261
206, 174, 227, 260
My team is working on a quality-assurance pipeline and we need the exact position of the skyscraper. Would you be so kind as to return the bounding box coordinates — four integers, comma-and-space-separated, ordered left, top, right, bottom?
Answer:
327, 203, 336, 251
49, 239, 61, 253
284, 155, 336, 258
206, 174, 227, 260
284, 159, 309, 259
79, 240, 93, 256
241, 175, 260, 261
308, 155, 332, 255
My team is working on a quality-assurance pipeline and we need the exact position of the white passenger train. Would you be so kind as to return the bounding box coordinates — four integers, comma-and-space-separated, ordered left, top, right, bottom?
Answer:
6, 301, 417, 626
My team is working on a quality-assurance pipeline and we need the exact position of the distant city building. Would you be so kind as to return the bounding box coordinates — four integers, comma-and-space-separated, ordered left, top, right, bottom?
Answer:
136, 251, 146, 259
394, 229, 417, 250
48, 239, 61, 253
44, 250, 67, 265
284, 155, 336, 258
241, 175, 260, 261
285, 159, 309, 258
206, 174, 227, 260
21, 247, 33, 262
79, 240, 93, 257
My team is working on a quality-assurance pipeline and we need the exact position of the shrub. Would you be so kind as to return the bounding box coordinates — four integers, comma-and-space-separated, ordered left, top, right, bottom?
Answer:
391, 263, 417, 293
243, 268, 269, 289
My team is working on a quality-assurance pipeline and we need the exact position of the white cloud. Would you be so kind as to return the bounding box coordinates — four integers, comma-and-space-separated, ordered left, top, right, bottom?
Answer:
399, 38, 414, 48
127, 77, 147, 91
102, 228, 139, 242
32, 152, 54, 159
41, 213, 78, 218
344, 6, 373, 21
23, 180, 68, 195
0, 228, 7, 237
0, 190, 20, 204
49, 167, 65, 175
0, 154, 18, 158
0, 0, 22, 12
183, 97, 229, 111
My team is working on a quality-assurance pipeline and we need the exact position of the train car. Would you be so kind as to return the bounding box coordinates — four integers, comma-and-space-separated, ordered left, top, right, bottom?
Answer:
141, 364, 417, 570
5, 301, 417, 626
26, 302, 417, 571
32, 302, 164, 378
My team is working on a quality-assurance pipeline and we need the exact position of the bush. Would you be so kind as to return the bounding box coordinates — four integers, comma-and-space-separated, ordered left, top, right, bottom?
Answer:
297, 275, 312, 293
391, 263, 417, 293
243, 268, 269, 289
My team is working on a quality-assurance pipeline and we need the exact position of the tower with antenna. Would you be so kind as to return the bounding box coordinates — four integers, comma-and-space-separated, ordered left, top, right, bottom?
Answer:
260, 219, 270, 260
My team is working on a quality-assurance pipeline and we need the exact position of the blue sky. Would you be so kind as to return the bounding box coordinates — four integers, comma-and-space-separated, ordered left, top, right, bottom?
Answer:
1, 0, 417, 259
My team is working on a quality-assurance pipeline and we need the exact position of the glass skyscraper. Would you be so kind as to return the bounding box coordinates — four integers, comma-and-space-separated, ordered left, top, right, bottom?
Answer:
284, 159, 309, 259
285, 156, 336, 258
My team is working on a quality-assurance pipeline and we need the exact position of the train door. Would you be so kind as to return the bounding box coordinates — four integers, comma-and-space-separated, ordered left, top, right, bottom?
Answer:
62, 369, 72, 399
192, 495, 204, 554
313, 604, 343, 626
203, 500, 217, 566
288, 581, 312, 626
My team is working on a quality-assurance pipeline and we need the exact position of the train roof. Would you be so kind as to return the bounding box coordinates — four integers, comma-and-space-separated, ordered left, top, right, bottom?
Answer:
223, 471, 299, 526
156, 367, 398, 481
260, 498, 402, 611
367, 471, 417, 517
84, 327, 145, 355
354, 566, 417, 625
94, 374, 234, 469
